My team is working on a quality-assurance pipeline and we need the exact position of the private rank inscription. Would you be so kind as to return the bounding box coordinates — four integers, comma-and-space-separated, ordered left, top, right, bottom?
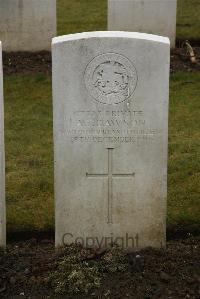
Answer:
60, 110, 161, 145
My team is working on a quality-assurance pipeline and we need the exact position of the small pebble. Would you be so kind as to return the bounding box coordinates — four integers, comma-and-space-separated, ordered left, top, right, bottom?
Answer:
24, 268, 30, 275
10, 277, 16, 285
160, 271, 170, 282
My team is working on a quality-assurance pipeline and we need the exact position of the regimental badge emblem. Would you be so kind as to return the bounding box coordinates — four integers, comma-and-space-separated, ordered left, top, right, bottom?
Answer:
84, 53, 138, 105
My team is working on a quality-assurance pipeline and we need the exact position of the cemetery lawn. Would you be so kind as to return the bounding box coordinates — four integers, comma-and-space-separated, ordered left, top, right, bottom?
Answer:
57, 0, 200, 42
4, 74, 54, 232
176, 0, 200, 41
4, 71, 200, 235
168, 71, 200, 232
3, 0, 200, 236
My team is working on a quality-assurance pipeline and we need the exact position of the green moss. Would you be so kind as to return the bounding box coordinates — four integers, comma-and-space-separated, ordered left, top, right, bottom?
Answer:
48, 244, 127, 295
49, 261, 101, 294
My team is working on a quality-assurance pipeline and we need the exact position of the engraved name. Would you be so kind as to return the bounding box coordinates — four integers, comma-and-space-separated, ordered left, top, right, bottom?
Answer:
56, 109, 161, 145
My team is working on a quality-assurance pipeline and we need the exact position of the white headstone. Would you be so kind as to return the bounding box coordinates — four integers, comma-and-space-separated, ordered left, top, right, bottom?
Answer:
52, 31, 170, 250
0, 0, 56, 51
0, 42, 5, 247
108, 0, 177, 48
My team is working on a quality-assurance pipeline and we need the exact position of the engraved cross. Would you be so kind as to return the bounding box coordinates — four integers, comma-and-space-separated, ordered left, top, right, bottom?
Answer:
86, 148, 135, 224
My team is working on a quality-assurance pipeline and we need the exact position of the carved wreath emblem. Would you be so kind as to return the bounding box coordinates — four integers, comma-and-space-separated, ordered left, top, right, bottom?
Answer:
84, 53, 137, 104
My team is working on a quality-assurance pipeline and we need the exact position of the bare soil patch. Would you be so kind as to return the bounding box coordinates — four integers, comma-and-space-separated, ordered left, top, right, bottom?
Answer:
2, 47, 200, 75
0, 235, 199, 298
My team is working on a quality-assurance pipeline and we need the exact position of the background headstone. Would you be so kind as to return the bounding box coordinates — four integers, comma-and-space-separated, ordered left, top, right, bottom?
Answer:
52, 31, 170, 249
108, 0, 177, 48
0, 41, 5, 247
0, 0, 56, 51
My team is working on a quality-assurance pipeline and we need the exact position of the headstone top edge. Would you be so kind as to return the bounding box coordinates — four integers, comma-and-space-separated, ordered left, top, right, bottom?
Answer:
52, 31, 170, 46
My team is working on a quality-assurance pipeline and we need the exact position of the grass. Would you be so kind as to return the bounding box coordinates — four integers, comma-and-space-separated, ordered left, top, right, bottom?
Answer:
4, 72, 200, 232
3, 0, 200, 232
168, 72, 200, 227
177, 0, 200, 40
57, 0, 200, 41
57, 0, 107, 36
4, 75, 54, 231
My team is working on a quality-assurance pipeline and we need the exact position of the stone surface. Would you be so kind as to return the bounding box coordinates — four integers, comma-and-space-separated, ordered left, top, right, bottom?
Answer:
52, 31, 170, 250
0, 41, 5, 247
108, 0, 177, 47
0, 0, 56, 52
